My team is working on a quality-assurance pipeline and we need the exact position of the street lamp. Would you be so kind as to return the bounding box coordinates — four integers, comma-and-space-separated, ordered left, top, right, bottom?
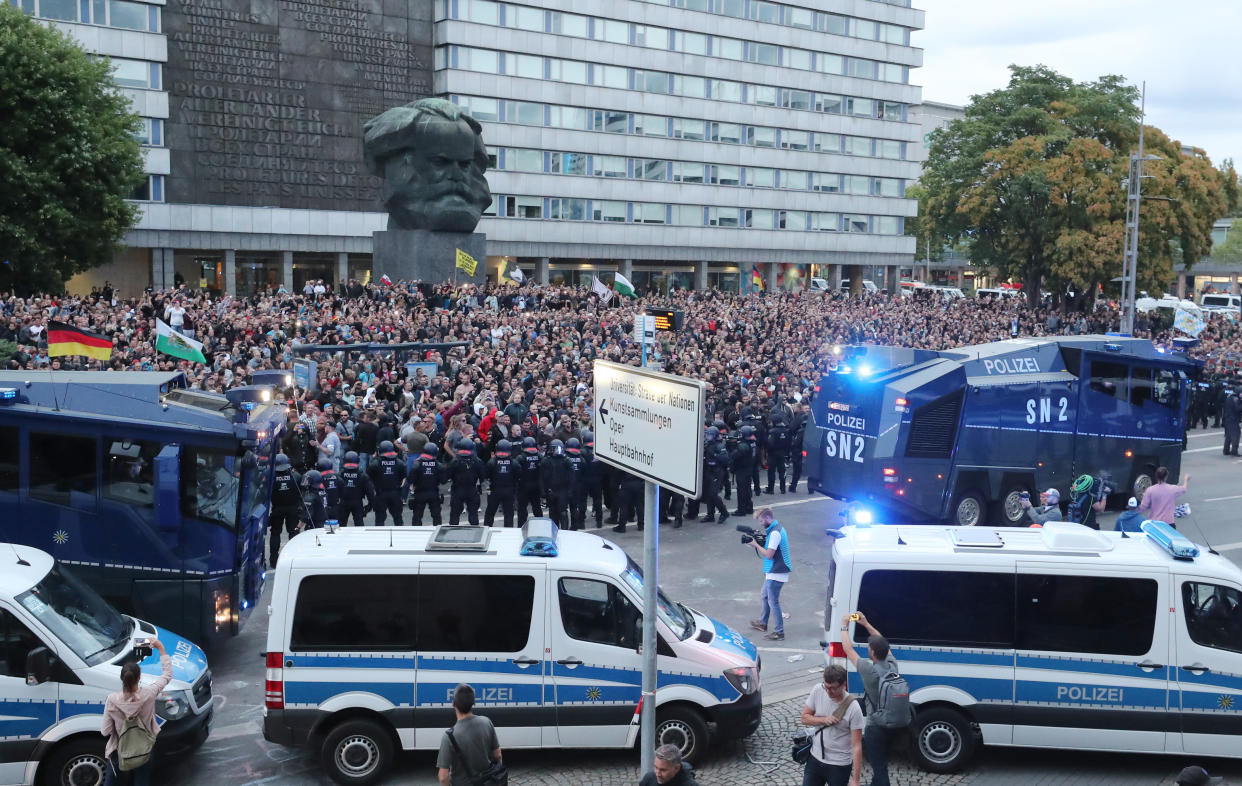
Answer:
1119, 82, 1160, 335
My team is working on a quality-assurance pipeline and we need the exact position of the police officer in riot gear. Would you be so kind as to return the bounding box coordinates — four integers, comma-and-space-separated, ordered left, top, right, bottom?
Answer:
565, 437, 587, 530
484, 439, 519, 527
715, 419, 733, 500
740, 406, 765, 496
303, 469, 328, 529
269, 454, 302, 566
612, 469, 645, 534
338, 451, 373, 527
408, 443, 445, 525
788, 403, 808, 493
699, 426, 730, 523
765, 413, 791, 494
448, 439, 485, 526
1225, 387, 1241, 456
541, 439, 571, 528
581, 431, 605, 528
318, 458, 341, 527
368, 440, 405, 525
731, 426, 756, 516
516, 436, 543, 525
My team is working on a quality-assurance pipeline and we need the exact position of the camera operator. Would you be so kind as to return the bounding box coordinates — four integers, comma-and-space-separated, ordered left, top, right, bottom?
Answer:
744, 508, 791, 641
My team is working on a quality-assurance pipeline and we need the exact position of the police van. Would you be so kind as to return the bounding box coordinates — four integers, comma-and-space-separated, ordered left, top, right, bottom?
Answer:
263, 524, 762, 784
0, 544, 213, 786
825, 520, 1242, 772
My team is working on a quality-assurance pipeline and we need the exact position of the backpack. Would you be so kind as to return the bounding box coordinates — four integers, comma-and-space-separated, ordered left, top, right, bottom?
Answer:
870, 662, 912, 729
117, 713, 156, 771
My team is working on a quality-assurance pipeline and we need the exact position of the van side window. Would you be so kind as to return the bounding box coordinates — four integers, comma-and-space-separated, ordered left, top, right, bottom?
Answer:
558, 578, 642, 650
0, 426, 17, 492
290, 575, 416, 651
1153, 370, 1181, 408
856, 570, 1014, 647
417, 575, 535, 653
0, 608, 44, 678
1016, 574, 1157, 656
1182, 582, 1242, 654
1129, 367, 1153, 408
104, 439, 162, 507
29, 432, 97, 507
1088, 361, 1128, 401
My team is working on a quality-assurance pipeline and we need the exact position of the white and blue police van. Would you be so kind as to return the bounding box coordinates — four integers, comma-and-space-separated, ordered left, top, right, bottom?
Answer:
0, 544, 213, 786
263, 523, 762, 784
826, 520, 1242, 771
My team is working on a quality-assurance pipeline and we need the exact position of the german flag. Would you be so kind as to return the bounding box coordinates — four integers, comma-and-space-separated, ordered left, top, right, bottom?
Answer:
47, 321, 112, 361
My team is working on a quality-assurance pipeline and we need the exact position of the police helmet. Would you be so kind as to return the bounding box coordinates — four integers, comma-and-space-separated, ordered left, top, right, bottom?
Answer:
457, 439, 475, 455
497, 439, 512, 454
344, 451, 359, 464
304, 469, 322, 487
706, 426, 720, 440
713, 419, 727, 431
422, 443, 439, 458
378, 440, 394, 453
275, 453, 291, 469
740, 406, 753, 418
741, 425, 754, 437
566, 437, 580, 451
523, 436, 537, 451
317, 458, 333, 472
549, 438, 564, 455
581, 430, 594, 444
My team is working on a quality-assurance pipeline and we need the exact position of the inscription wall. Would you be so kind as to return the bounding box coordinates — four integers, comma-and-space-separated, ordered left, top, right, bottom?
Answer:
164, 0, 433, 211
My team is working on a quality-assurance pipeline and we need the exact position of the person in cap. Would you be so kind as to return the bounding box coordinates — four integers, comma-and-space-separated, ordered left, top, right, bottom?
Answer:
1114, 496, 1145, 533
1176, 765, 1223, 786
1020, 488, 1062, 526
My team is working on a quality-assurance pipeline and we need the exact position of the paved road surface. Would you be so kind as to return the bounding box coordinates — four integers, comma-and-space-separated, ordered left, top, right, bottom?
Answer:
160, 428, 1242, 784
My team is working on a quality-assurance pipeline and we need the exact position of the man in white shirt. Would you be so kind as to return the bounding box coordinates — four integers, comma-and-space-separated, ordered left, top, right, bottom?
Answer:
800, 665, 864, 786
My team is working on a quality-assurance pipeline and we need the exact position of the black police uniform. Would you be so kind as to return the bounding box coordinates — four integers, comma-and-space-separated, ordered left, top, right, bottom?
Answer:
582, 445, 605, 528
730, 439, 755, 515
612, 471, 645, 533
565, 446, 587, 530
448, 448, 485, 526
484, 449, 519, 527
321, 468, 342, 526
788, 412, 807, 493
541, 451, 571, 529
1225, 390, 1241, 456
269, 465, 302, 565
306, 481, 329, 529
409, 451, 445, 526
517, 447, 543, 524
700, 441, 730, 523
368, 448, 405, 525
741, 412, 765, 494
765, 419, 791, 494
338, 461, 374, 527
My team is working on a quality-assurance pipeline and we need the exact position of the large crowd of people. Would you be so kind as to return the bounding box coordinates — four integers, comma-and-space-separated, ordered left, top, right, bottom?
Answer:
4, 279, 1240, 540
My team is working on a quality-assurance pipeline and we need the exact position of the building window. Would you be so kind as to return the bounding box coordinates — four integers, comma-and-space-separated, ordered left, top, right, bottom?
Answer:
844, 136, 872, 156
882, 101, 904, 121
675, 74, 706, 98
462, 0, 499, 25
812, 212, 840, 231
635, 115, 668, 137
814, 134, 841, 153
634, 24, 667, 48
782, 89, 812, 111
673, 30, 706, 54
597, 64, 627, 89
818, 13, 848, 36
109, 57, 160, 90
673, 162, 704, 183
846, 97, 876, 117
551, 10, 587, 36
593, 200, 626, 222
843, 214, 869, 233
779, 211, 807, 230
550, 151, 587, 175
507, 148, 542, 172
881, 23, 907, 44
812, 173, 841, 193
788, 6, 813, 29
715, 37, 742, 60
707, 207, 739, 227
745, 209, 775, 229
549, 105, 586, 129
511, 101, 543, 125
597, 18, 628, 44
779, 170, 805, 190
458, 96, 498, 121
633, 202, 666, 224
878, 139, 904, 159
636, 70, 670, 94
671, 205, 702, 226
508, 4, 543, 32
876, 178, 903, 197
592, 155, 626, 178
782, 130, 809, 151
507, 196, 542, 218
107, 0, 159, 31
549, 198, 587, 220
787, 48, 811, 70
550, 59, 587, 83
459, 47, 498, 74
674, 118, 706, 141
747, 127, 776, 148
751, 85, 777, 107
637, 159, 668, 181
595, 110, 629, 134
711, 79, 742, 103
847, 58, 876, 79
748, 42, 779, 65
843, 175, 871, 195
747, 0, 779, 24
853, 18, 876, 40
128, 174, 163, 202
710, 122, 741, 144
874, 216, 900, 235
746, 168, 775, 188
135, 117, 163, 147
709, 165, 739, 186
815, 94, 843, 114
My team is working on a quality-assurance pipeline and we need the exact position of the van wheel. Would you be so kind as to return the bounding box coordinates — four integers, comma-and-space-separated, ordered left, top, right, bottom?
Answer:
1132, 472, 1153, 502
40, 737, 107, 786
655, 706, 709, 764
912, 707, 977, 773
320, 718, 395, 786
993, 484, 1030, 526
951, 490, 986, 527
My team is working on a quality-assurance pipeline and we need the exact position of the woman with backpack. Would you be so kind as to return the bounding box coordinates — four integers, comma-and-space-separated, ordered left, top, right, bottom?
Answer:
101, 638, 172, 785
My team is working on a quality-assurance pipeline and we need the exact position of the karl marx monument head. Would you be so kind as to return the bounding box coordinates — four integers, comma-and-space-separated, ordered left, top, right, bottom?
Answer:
363, 98, 493, 233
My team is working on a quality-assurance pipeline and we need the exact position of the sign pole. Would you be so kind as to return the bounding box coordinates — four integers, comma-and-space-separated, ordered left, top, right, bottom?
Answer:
639, 338, 658, 775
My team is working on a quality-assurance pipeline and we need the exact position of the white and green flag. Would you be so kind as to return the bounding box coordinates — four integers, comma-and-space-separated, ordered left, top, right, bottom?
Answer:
612, 272, 636, 298
155, 318, 208, 364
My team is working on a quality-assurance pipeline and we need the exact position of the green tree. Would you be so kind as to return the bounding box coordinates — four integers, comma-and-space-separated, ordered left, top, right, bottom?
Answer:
921, 65, 1237, 309
0, 4, 145, 293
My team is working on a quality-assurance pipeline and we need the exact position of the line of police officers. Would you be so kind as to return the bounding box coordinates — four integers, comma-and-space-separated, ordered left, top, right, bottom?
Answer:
266, 405, 808, 566
1187, 375, 1242, 455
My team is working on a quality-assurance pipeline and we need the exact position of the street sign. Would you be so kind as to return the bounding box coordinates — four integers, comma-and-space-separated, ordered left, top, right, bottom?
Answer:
633, 315, 656, 344
592, 360, 704, 498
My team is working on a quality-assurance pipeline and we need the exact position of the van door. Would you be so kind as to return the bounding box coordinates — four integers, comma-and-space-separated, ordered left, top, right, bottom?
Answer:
547, 571, 644, 748
414, 567, 548, 748
1172, 576, 1242, 755
0, 606, 61, 784
1013, 565, 1171, 752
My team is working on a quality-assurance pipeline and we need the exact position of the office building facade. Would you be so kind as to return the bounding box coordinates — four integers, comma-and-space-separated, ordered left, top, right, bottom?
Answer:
21, 0, 924, 297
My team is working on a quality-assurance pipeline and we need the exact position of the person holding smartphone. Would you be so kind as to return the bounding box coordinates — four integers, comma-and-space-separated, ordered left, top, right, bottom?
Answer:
101, 638, 171, 785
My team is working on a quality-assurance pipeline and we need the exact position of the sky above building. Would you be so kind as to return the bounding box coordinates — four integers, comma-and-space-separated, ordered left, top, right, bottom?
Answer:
914, 0, 1242, 169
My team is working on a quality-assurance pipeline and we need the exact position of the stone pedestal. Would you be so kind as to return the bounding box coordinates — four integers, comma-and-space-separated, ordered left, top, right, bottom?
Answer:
372, 230, 487, 285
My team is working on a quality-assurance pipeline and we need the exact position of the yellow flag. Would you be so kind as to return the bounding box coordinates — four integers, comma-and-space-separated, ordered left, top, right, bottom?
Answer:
455, 248, 478, 277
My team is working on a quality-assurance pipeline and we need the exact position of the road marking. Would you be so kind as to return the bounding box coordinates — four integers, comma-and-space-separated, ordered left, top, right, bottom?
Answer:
1214, 541, 1242, 552
1187, 430, 1224, 439
1183, 446, 1231, 453
763, 496, 835, 510
1203, 495, 1242, 503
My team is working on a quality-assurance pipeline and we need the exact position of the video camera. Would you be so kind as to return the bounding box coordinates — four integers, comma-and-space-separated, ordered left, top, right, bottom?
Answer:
736, 524, 761, 545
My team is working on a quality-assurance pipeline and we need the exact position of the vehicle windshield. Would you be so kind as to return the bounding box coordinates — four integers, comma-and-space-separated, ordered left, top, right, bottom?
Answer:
16, 563, 131, 667
620, 556, 694, 640
182, 446, 241, 529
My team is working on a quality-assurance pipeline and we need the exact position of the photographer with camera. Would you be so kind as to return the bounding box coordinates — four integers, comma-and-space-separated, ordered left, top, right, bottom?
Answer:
743, 508, 791, 641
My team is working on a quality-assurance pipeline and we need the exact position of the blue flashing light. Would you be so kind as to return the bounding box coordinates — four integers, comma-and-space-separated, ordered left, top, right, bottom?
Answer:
858, 364, 874, 378
242, 600, 250, 610
851, 508, 874, 526
0, 388, 15, 400
1141, 519, 1199, 560
838, 365, 852, 375
521, 517, 559, 557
